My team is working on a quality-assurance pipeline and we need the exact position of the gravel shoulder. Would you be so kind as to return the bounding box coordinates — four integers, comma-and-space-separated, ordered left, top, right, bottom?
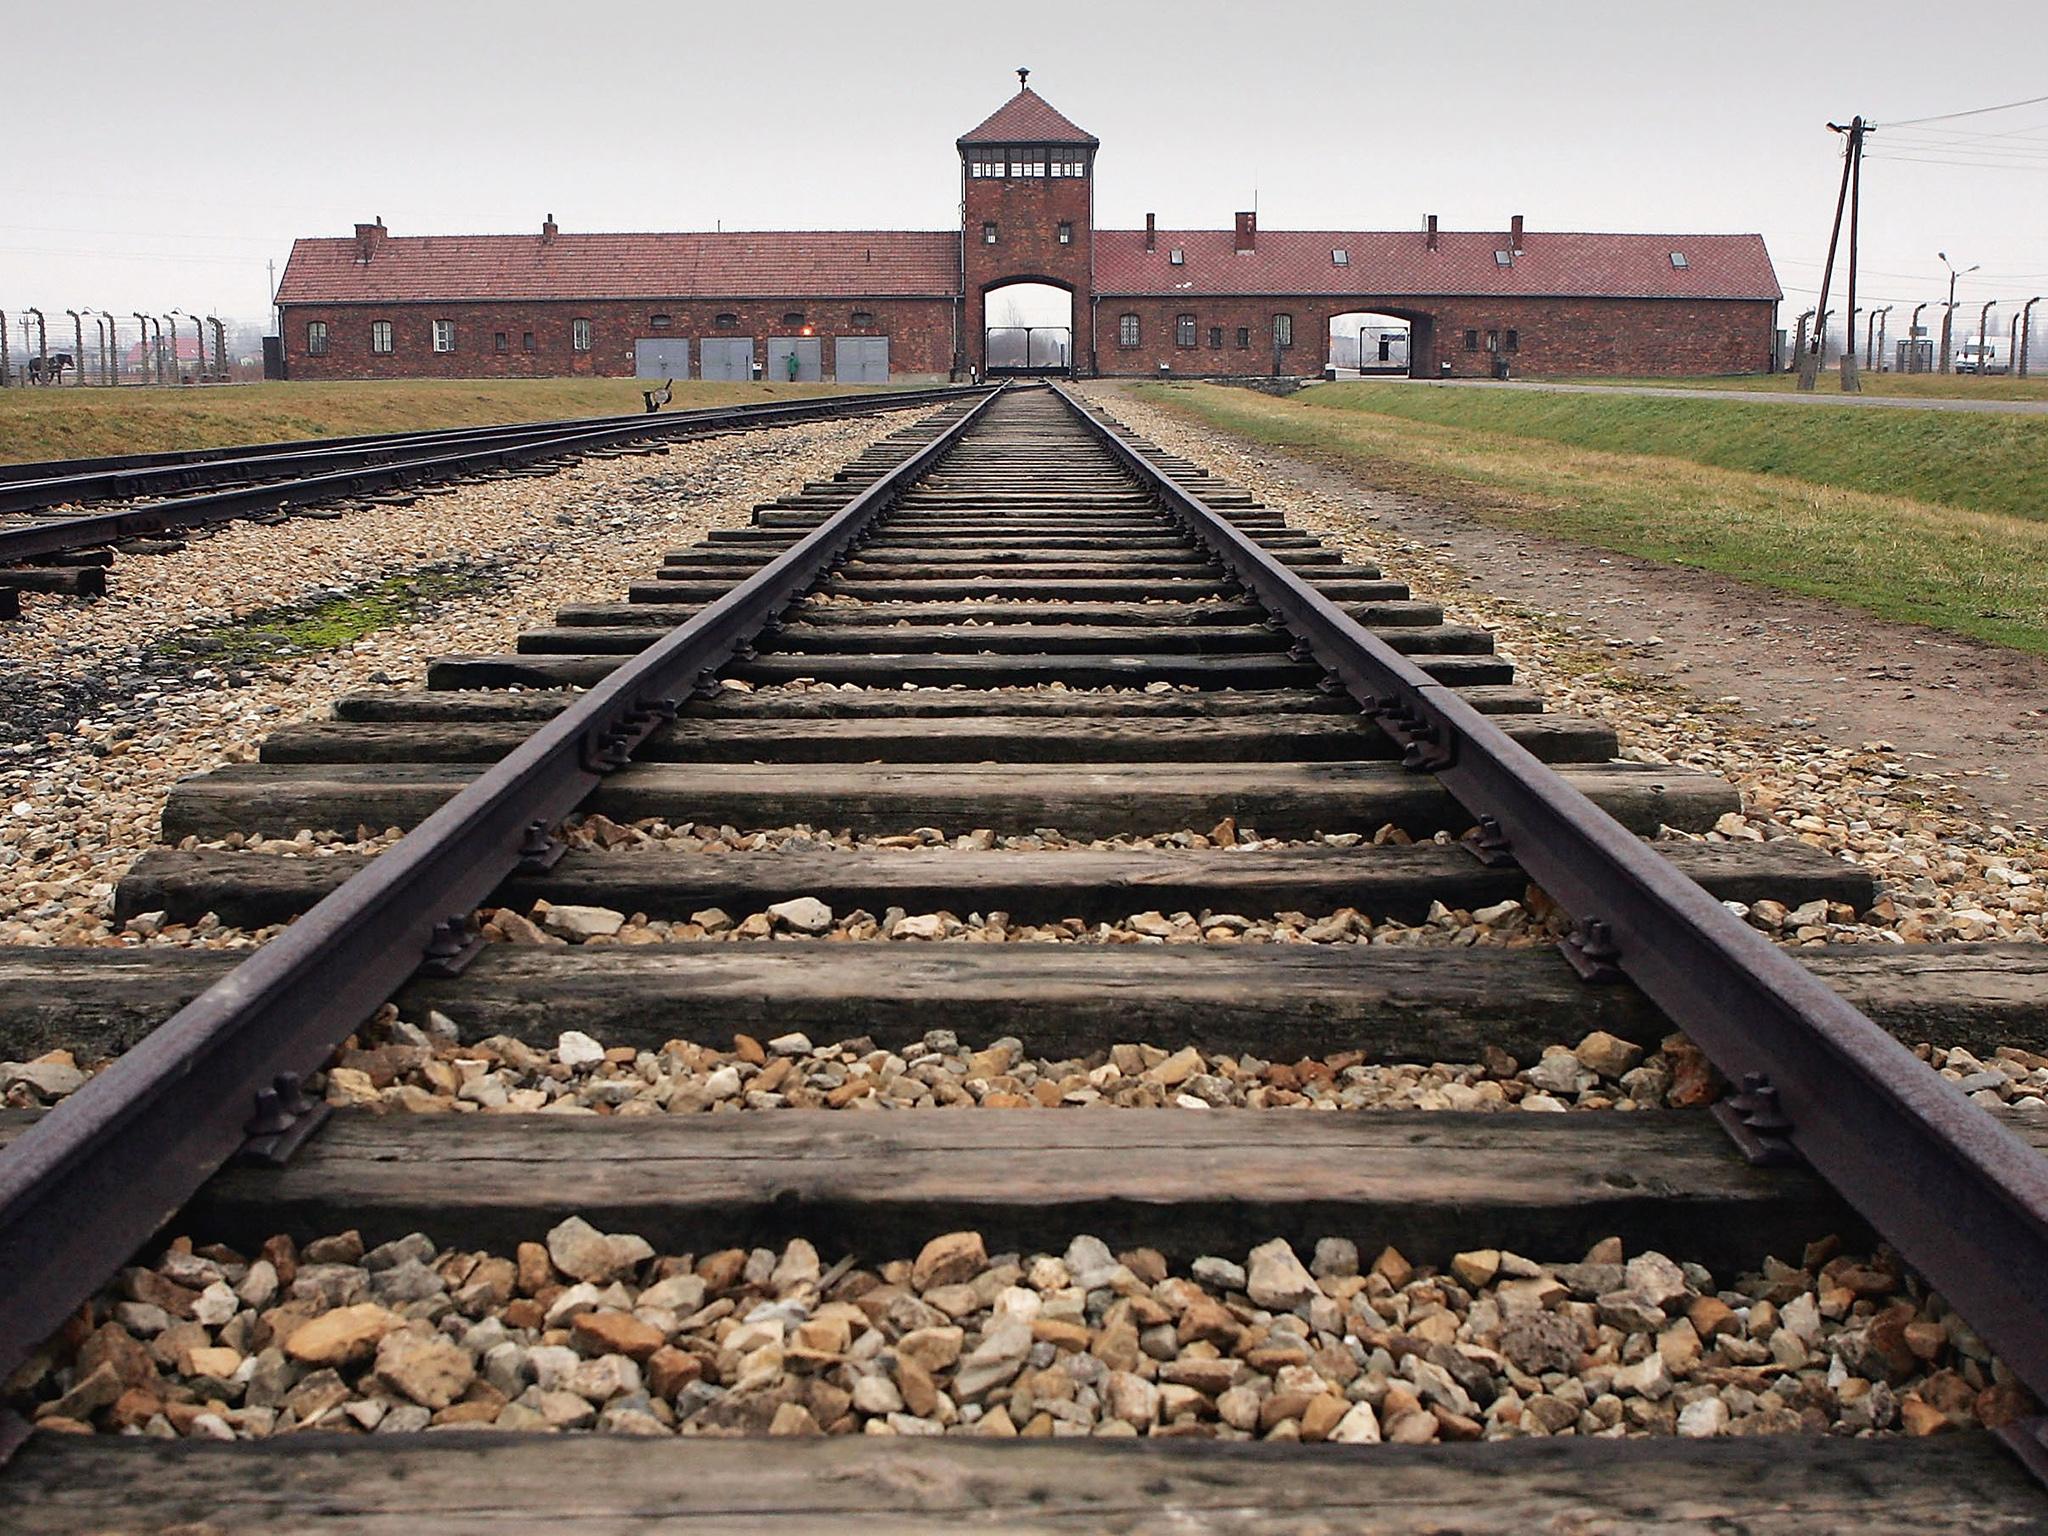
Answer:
1086, 384, 2046, 949
0, 411, 931, 947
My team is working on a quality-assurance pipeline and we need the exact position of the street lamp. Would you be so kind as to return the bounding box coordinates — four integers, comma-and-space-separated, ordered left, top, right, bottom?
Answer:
1938, 252, 1978, 373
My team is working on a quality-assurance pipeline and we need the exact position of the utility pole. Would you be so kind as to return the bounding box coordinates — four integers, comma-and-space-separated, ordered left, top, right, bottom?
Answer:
1834, 116, 1870, 391
1801, 118, 1857, 391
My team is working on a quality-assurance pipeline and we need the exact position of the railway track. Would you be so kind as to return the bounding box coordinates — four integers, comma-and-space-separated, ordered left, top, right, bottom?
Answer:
3, 381, 2047, 1529
0, 385, 969, 615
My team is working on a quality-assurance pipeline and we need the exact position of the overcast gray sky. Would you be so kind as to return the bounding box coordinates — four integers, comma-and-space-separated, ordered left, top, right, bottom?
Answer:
6, 0, 2046, 329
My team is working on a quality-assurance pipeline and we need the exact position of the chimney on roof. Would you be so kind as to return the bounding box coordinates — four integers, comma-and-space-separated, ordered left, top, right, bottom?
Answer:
1510, 213, 1524, 251
353, 218, 386, 262
542, 214, 558, 244
1426, 214, 1438, 251
1234, 210, 1257, 253
1144, 213, 1156, 252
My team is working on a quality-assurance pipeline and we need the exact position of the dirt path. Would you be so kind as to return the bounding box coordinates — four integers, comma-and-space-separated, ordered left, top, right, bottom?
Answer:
1102, 385, 2048, 832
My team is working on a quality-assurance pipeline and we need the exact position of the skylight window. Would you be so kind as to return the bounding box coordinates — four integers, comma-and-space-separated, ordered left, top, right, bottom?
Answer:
1670, 251, 1689, 268
1332, 248, 1349, 265
1169, 248, 1185, 265
1494, 250, 1513, 267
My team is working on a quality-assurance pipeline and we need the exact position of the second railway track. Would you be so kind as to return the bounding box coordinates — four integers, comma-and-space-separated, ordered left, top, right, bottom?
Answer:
3, 382, 2047, 1529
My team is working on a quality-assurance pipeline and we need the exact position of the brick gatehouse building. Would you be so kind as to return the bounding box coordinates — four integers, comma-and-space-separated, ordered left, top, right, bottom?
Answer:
275, 73, 1779, 384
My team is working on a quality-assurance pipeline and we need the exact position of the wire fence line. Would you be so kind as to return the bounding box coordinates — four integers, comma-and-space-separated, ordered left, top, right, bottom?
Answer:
0, 308, 269, 386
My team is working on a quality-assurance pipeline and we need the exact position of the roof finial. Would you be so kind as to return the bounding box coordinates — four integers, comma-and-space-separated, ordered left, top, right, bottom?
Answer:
1017, 66, 1030, 89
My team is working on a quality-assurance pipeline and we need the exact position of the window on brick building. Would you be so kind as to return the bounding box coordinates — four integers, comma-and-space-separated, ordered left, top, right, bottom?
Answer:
370, 320, 392, 354
714, 313, 738, 328
1209, 326, 1223, 348
782, 312, 805, 326
432, 320, 454, 352
1464, 329, 1479, 351
1505, 329, 1519, 352
1273, 314, 1294, 349
650, 314, 672, 329
1175, 314, 1196, 348
1118, 313, 1140, 348
1169, 248, 1185, 265
1058, 222, 1073, 245
306, 321, 327, 356
851, 310, 875, 327
982, 222, 998, 245
522, 332, 536, 352
1332, 248, 1349, 266
968, 147, 1003, 178
1010, 147, 1045, 177
1049, 150, 1085, 177
494, 332, 509, 353
571, 319, 592, 352
1236, 327, 1250, 349
1485, 329, 1500, 352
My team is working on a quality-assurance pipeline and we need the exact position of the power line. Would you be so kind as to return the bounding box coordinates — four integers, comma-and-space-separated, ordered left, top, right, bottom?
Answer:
1885, 92, 2048, 127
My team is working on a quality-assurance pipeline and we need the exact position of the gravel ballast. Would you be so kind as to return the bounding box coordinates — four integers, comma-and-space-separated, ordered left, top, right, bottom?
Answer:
13, 1223, 2022, 1444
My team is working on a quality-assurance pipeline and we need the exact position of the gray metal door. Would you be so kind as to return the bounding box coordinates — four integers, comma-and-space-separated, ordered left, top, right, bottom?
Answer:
700, 338, 755, 381
634, 338, 690, 379
766, 336, 823, 383
834, 336, 889, 383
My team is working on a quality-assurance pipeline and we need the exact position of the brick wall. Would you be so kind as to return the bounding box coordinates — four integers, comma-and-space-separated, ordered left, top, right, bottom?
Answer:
279, 297, 959, 382
962, 163, 1093, 374
1089, 296, 1777, 378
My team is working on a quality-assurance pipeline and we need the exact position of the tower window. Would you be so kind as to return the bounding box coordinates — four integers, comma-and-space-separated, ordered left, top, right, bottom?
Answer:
370, 320, 392, 354
1049, 150, 1085, 177
1009, 147, 1045, 177
983, 222, 998, 245
1118, 313, 1140, 348
1058, 222, 1073, 245
968, 148, 1003, 178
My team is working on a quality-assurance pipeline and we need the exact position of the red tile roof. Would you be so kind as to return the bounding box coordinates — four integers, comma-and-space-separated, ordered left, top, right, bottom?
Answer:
1095, 229, 1781, 302
276, 230, 961, 305
957, 87, 1097, 146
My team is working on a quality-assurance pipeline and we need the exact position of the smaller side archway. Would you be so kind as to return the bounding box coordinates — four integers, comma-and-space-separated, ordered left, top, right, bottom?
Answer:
1328, 309, 1433, 380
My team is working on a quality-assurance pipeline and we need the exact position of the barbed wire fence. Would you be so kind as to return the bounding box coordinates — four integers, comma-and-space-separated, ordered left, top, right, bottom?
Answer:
0, 309, 269, 386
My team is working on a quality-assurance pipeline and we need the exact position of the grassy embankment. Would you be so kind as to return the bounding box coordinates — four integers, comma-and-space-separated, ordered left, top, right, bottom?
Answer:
1568, 373, 2048, 403
1131, 381, 2048, 654
0, 378, 908, 464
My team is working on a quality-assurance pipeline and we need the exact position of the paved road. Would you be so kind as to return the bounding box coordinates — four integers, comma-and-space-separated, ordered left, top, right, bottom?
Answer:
1422, 378, 2048, 416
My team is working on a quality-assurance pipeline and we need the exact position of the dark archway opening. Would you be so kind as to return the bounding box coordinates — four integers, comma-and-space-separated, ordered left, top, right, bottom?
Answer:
984, 280, 1074, 376
1329, 310, 1434, 380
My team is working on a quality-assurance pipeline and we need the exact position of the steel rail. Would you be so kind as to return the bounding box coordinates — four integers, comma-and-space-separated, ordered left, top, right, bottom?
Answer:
1050, 383, 2048, 1432
0, 384, 1002, 1376
0, 386, 972, 564
0, 386, 971, 515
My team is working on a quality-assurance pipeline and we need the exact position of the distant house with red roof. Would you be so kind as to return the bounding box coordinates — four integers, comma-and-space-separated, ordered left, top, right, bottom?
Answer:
275, 74, 1778, 383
